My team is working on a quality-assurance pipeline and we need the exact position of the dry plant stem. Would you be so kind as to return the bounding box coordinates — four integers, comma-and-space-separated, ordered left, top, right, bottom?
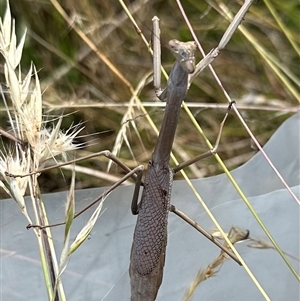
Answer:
119, 0, 152, 51
0, 126, 26, 145
107, 70, 153, 171
50, 171, 75, 301
50, 0, 132, 88
225, 1, 300, 101
248, 237, 300, 262
34, 100, 300, 113
188, 0, 255, 83
60, 164, 132, 184
43, 204, 67, 301
36, 0, 149, 88
264, 0, 300, 56
29, 179, 56, 301
35, 229, 55, 300
170, 205, 241, 265
6, 150, 139, 181
37, 196, 56, 290
234, 109, 300, 206
30, 175, 60, 301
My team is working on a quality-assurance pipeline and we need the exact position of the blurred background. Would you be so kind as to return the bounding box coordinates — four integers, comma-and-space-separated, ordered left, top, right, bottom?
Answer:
0, 0, 299, 198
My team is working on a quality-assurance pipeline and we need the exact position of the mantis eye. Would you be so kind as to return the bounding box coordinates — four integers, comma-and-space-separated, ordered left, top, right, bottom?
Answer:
179, 49, 188, 59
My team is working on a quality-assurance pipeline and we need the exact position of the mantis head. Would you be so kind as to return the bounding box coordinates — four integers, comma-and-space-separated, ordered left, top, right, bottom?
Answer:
168, 39, 197, 74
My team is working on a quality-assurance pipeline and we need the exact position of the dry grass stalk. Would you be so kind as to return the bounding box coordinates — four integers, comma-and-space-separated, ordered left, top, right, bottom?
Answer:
0, 2, 83, 212
182, 226, 249, 301
248, 237, 300, 262
0, 2, 87, 300
183, 226, 299, 301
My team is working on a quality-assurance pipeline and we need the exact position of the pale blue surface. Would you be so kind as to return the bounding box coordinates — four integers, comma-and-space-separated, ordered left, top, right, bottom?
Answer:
1, 112, 299, 301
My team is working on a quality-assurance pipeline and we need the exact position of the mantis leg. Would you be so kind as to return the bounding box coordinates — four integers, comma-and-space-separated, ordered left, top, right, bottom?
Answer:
26, 151, 144, 229
169, 102, 243, 263
130, 166, 144, 215
152, 16, 162, 98
173, 101, 235, 173
170, 204, 244, 265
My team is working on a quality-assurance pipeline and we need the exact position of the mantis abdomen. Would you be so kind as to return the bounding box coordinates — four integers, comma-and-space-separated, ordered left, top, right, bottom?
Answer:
130, 162, 173, 300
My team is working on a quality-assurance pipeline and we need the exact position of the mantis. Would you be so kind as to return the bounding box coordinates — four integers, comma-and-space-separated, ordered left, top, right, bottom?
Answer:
129, 38, 198, 300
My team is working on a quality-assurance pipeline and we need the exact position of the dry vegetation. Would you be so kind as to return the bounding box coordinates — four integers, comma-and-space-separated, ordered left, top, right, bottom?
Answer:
0, 0, 298, 198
